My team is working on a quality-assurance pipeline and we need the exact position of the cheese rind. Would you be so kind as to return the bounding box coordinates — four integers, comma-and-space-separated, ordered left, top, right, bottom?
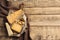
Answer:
5, 23, 13, 36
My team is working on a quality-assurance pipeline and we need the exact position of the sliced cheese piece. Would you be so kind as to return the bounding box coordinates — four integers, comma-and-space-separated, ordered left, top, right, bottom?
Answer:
7, 9, 24, 24
5, 23, 13, 36
11, 23, 22, 33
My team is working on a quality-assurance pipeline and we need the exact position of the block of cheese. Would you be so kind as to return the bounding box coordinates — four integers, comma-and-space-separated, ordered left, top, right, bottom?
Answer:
11, 23, 22, 33
7, 9, 24, 24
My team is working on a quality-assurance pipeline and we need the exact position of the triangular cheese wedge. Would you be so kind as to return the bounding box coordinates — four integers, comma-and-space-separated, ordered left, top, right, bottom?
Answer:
7, 9, 24, 24
5, 23, 13, 36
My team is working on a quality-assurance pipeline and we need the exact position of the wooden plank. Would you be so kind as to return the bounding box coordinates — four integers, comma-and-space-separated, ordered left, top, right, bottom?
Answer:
7, 0, 60, 7
0, 18, 4, 27
28, 15, 60, 26
30, 26, 60, 40
24, 8, 60, 15
23, 0, 60, 7
0, 36, 12, 40
28, 15, 60, 22
0, 27, 7, 36
29, 22, 60, 26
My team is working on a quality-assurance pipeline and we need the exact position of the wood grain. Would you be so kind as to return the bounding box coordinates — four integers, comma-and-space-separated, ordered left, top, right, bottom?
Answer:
24, 8, 60, 15
23, 0, 60, 7
7, 0, 60, 7
30, 26, 60, 40
0, 18, 5, 27
28, 15, 60, 22
0, 27, 7, 36
28, 15, 60, 26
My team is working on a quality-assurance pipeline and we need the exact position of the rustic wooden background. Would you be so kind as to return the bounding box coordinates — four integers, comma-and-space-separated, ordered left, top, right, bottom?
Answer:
23, 0, 60, 40
1, 0, 60, 40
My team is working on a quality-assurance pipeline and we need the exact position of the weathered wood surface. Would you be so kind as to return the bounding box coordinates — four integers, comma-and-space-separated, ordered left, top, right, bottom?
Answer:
0, 27, 6, 36
6, 0, 60, 7
28, 15, 60, 26
0, 18, 5, 27
23, 0, 60, 7
28, 15, 60, 21
29, 15, 60, 40
30, 26, 60, 40
24, 8, 60, 15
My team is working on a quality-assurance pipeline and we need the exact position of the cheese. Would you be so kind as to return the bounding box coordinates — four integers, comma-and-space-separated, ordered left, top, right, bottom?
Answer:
15, 19, 25, 25
5, 23, 13, 36
18, 21, 25, 25
7, 9, 24, 24
11, 23, 22, 33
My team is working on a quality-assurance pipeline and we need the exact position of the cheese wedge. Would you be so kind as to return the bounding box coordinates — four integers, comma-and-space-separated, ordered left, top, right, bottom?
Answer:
7, 9, 24, 24
5, 23, 13, 36
11, 23, 22, 33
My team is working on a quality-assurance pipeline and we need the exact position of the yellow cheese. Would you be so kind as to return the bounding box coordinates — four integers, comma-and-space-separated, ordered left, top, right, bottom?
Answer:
15, 19, 25, 25
7, 9, 24, 24
18, 21, 25, 25
11, 23, 22, 33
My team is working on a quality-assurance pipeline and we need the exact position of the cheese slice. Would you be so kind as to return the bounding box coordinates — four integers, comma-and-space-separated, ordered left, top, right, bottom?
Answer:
7, 9, 24, 24
11, 23, 22, 33
5, 23, 13, 36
